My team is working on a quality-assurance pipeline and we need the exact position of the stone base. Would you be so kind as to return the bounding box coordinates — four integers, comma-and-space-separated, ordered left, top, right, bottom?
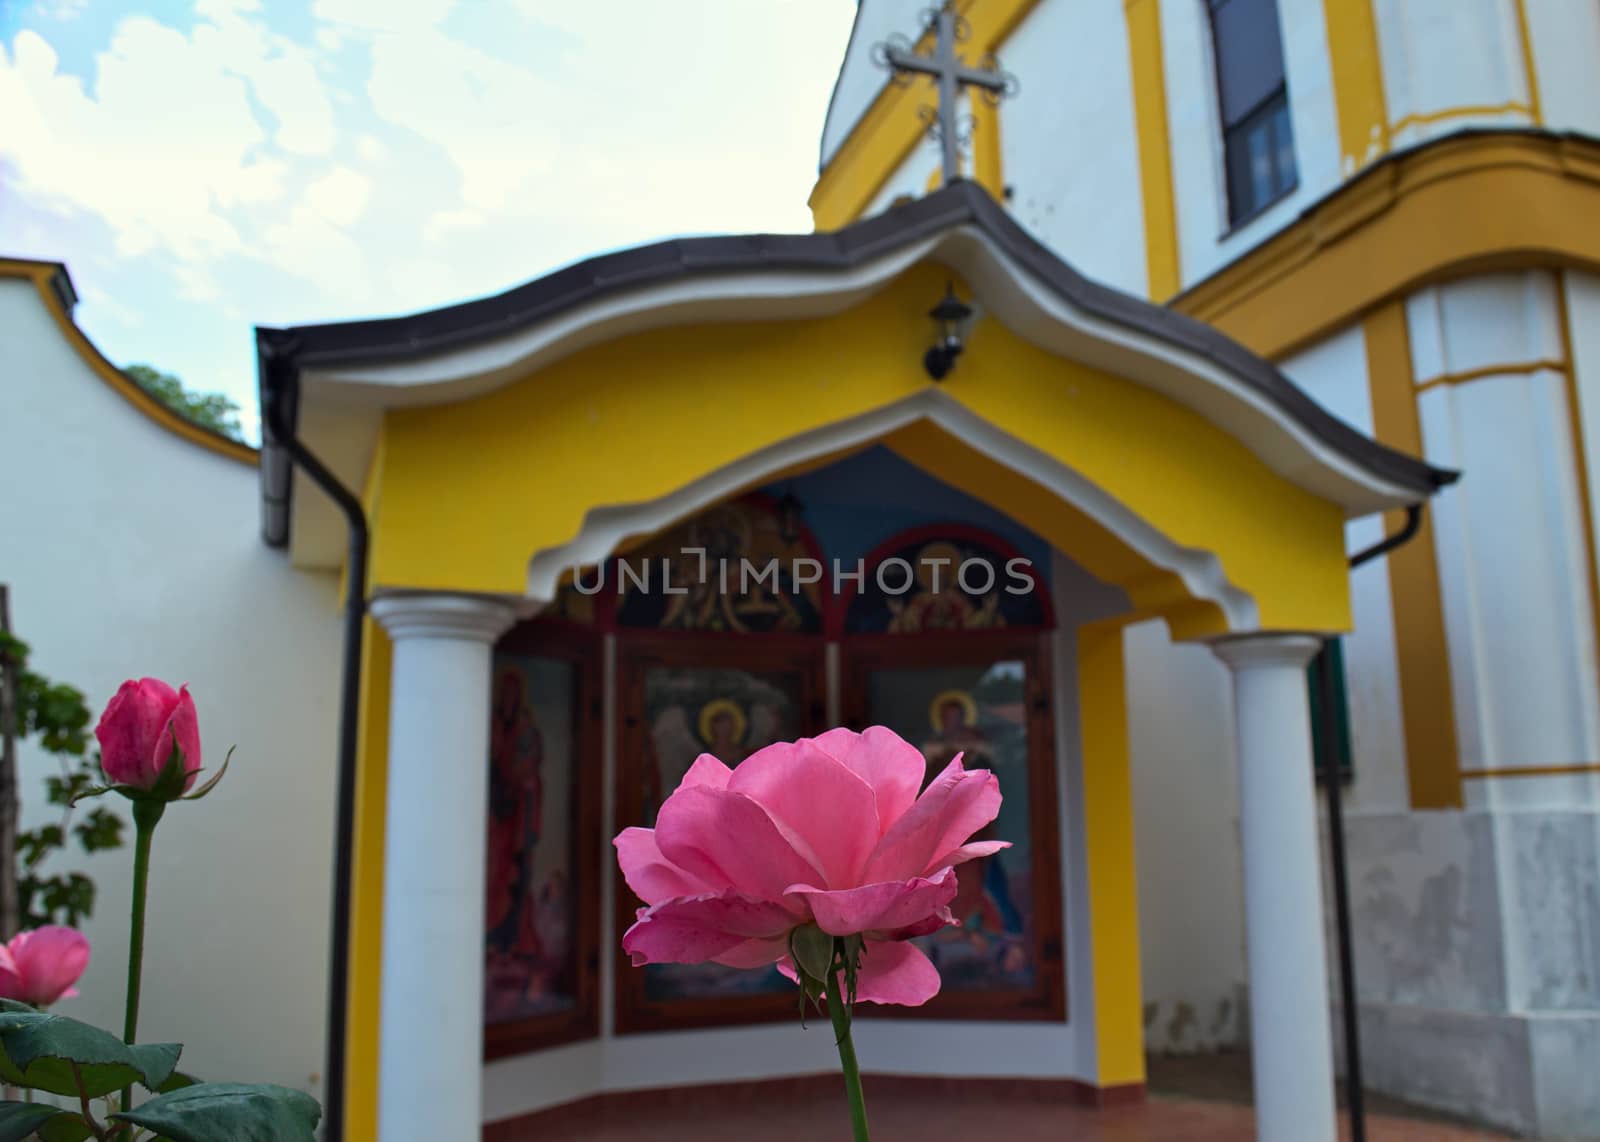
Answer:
1347, 1002, 1600, 1138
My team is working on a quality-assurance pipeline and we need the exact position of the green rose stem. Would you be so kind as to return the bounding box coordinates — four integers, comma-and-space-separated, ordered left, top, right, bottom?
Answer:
120, 800, 166, 1118
824, 964, 870, 1142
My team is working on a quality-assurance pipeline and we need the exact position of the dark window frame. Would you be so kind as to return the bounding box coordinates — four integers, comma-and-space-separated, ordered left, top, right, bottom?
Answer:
1308, 637, 1354, 786
1206, 0, 1299, 228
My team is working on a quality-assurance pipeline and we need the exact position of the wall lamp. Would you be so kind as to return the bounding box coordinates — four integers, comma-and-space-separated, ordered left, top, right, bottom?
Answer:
923, 283, 973, 381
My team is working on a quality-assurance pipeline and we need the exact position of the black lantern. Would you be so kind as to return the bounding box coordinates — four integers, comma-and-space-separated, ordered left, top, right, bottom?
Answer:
923, 283, 973, 381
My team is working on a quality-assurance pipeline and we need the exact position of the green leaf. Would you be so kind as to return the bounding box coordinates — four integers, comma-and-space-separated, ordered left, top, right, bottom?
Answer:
788, 924, 834, 986
154, 1070, 200, 1094
34, 1114, 93, 1142
0, 1101, 73, 1142
0, 1010, 180, 1098
180, 747, 232, 802
111, 1082, 320, 1142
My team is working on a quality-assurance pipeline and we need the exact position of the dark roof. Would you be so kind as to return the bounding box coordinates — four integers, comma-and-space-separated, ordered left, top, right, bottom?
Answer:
256, 179, 1454, 499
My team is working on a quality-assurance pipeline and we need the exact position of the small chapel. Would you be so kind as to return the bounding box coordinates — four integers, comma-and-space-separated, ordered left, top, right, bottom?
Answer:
7, 1, 1600, 1141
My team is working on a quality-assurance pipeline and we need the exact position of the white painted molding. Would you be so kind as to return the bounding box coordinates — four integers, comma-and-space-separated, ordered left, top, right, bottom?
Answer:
1211, 633, 1322, 671
524, 387, 1262, 633
369, 593, 517, 643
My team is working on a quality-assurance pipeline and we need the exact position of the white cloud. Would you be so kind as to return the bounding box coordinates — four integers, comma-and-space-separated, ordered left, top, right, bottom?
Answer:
0, 24, 270, 260
311, 0, 454, 33
304, 166, 371, 226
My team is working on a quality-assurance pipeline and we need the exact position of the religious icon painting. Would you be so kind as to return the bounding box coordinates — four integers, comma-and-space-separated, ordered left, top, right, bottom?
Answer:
843, 529, 1049, 635
614, 638, 825, 1031
483, 628, 601, 1057
844, 631, 1065, 1022
614, 496, 826, 634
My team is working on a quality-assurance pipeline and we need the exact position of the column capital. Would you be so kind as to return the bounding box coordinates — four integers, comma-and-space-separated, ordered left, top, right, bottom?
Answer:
370, 592, 517, 644
1211, 632, 1323, 671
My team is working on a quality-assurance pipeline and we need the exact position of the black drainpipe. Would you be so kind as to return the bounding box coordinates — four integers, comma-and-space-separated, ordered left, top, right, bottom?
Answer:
1318, 501, 1424, 1142
259, 337, 366, 1142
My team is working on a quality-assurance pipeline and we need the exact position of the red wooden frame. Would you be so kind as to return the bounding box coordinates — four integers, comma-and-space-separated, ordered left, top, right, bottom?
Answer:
482, 621, 604, 1060
612, 632, 828, 1033
843, 629, 1067, 1023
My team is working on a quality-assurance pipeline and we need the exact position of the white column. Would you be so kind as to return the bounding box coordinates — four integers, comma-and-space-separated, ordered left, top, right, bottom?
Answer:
1212, 634, 1336, 1142
370, 593, 516, 1142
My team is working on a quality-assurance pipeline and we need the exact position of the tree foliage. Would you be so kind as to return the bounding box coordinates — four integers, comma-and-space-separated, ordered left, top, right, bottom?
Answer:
123, 364, 243, 442
0, 631, 125, 931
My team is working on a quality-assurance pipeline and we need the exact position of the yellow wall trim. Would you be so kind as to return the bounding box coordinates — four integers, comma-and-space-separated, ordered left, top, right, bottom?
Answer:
1552, 275, 1600, 734
0, 259, 258, 468
1461, 763, 1600, 779
1322, 0, 1390, 176
1364, 303, 1463, 810
1077, 618, 1145, 1086
809, 0, 1042, 231
1512, 0, 1544, 125
1125, 0, 1180, 301
1172, 132, 1600, 362
1413, 357, 1566, 393
1390, 102, 1534, 135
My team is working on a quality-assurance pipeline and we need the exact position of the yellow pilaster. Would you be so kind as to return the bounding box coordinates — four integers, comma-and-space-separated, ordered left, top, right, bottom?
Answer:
1124, 0, 1180, 301
1363, 304, 1462, 809
343, 616, 391, 1139
1322, 0, 1391, 175
1077, 619, 1146, 1089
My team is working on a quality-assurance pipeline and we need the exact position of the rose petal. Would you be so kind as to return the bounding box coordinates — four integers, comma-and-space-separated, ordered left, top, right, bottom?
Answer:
784, 869, 958, 938
159, 685, 202, 789
621, 892, 799, 966
681, 754, 732, 791
711, 936, 791, 969
96, 678, 179, 789
862, 757, 1001, 883
655, 786, 825, 901
728, 738, 879, 888
854, 938, 942, 1006
614, 827, 718, 905
813, 726, 927, 836
925, 839, 1011, 877
10, 926, 90, 1007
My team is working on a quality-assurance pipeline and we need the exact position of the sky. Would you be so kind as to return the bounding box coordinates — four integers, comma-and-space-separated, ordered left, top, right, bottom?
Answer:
0, 0, 860, 441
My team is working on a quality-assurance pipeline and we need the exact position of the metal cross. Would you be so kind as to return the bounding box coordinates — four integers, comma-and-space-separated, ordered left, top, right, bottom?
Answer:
875, 3, 1017, 187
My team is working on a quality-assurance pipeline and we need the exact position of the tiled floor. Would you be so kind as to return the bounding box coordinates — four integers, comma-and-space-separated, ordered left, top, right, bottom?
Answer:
528, 1090, 1515, 1141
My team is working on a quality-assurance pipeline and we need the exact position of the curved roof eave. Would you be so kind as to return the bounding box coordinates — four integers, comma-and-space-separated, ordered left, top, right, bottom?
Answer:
255, 180, 1455, 551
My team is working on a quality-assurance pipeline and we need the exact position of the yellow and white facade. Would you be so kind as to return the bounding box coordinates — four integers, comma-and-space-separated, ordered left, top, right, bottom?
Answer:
1, 2, 1597, 1141
816, 0, 1600, 1135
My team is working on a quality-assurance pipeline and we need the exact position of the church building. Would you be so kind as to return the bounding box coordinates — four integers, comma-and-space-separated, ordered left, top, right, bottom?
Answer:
4, 1, 1600, 1141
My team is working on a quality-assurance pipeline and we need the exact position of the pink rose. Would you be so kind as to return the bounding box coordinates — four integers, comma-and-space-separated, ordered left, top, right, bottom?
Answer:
94, 678, 201, 793
0, 925, 90, 1008
614, 726, 1008, 1006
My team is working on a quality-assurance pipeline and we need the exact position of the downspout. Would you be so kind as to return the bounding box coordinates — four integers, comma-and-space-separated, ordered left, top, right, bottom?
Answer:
259, 335, 366, 1142
1319, 501, 1424, 1142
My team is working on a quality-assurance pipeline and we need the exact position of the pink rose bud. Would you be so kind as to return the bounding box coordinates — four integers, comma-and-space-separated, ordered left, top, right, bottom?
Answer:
94, 678, 202, 795
0, 925, 90, 1008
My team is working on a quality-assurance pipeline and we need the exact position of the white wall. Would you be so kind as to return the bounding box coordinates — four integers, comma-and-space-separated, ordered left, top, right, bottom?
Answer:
1523, 0, 1600, 137
1161, 0, 1343, 287
1373, 0, 1538, 148
820, 0, 933, 169
0, 278, 341, 1097
1408, 272, 1600, 810
996, 0, 1148, 296
1123, 618, 1246, 1052
1281, 325, 1412, 814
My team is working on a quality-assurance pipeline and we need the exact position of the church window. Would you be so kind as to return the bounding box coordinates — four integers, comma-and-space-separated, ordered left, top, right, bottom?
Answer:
1207, 0, 1298, 225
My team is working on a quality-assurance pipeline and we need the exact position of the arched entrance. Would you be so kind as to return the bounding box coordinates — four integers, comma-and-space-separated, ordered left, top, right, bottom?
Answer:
257, 180, 1450, 1142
